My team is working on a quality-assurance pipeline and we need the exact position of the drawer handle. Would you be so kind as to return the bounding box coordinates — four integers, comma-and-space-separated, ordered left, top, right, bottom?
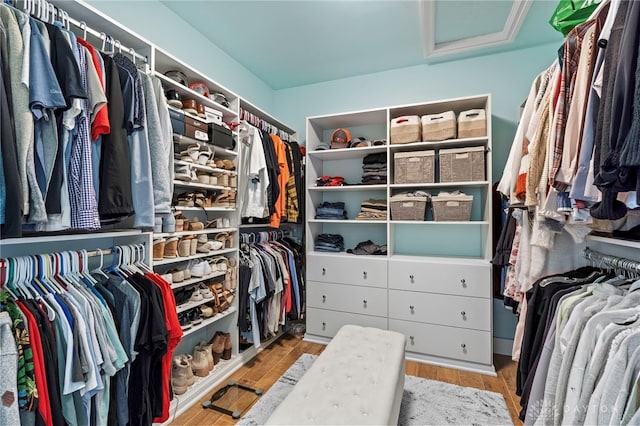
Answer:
460, 278, 467, 287
322, 267, 326, 275
363, 271, 367, 279
322, 295, 326, 303
410, 305, 415, 313
409, 274, 414, 282
322, 322, 326, 330
363, 299, 367, 307
409, 335, 415, 344
461, 311, 467, 318
461, 343, 466, 349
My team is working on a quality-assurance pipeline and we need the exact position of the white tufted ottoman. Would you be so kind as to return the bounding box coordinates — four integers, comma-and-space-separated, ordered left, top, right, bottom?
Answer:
266, 325, 406, 425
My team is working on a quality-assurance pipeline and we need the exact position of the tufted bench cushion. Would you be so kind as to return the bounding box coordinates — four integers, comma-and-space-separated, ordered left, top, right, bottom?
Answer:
266, 324, 406, 425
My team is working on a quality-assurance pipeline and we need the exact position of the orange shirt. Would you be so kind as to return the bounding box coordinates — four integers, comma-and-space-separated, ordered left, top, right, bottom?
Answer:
269, 134, 290, 228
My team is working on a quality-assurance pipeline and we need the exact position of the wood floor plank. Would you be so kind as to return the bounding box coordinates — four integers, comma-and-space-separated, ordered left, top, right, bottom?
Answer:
458, 369, 485, 391
171, 334, 523, 425
437, 366, 460, 385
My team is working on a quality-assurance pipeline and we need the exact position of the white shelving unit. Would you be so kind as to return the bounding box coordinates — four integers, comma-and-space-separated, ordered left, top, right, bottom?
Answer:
304, 94, 496, 375
13, 0, 300, 421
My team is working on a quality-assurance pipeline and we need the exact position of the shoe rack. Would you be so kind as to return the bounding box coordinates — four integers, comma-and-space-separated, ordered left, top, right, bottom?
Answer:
15, 0, 299, 421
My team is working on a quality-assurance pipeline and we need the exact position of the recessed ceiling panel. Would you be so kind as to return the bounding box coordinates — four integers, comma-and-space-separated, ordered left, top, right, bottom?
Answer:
434, 0, 514, 43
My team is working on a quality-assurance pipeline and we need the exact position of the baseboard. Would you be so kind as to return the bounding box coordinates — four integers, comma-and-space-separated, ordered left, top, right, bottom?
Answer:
493, 337, 514, 356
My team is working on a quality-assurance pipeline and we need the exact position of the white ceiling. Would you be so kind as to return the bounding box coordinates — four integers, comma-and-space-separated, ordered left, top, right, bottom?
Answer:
159, 0, 563, 90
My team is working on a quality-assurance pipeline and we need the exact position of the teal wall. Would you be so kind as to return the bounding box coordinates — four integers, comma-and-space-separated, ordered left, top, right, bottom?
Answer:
84, 1, 562, 342
84, 0, 274, 113
273, 42, 560, 340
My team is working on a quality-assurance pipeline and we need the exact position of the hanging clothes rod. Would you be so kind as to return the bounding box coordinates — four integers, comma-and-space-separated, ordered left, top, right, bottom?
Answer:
17, 0, 149, 64
583, 247, 640, 274
0, 244, 147, 261
240, 107, 292, 142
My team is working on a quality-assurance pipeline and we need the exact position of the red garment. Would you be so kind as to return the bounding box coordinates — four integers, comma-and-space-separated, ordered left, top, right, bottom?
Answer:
77, 38, 111, 140
16, 300, 52, 426
147, 272, 182, 423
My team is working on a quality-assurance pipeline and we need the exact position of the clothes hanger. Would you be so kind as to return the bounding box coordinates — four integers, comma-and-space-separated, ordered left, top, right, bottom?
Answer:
79, 249, 98, 286
90, 248, 110, 280
79, 20, 87, 40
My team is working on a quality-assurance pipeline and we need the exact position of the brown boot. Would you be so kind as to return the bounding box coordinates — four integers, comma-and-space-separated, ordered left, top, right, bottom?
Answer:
222, 332, 232, 360
210, 332, 225, 365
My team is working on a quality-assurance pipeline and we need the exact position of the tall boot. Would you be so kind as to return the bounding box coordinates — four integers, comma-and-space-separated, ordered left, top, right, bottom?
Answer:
222, 332, 232, 360
210, 332, 225, 365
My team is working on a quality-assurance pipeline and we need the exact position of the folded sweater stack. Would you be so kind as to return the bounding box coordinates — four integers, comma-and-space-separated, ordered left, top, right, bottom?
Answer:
355, 199, 387, 220
362, 153, 387, 185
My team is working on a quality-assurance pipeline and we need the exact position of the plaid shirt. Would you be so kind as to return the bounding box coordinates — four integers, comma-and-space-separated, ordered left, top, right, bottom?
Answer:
550, 21, 594, 191
70, 44, 101, 230
284, 143, 299, 223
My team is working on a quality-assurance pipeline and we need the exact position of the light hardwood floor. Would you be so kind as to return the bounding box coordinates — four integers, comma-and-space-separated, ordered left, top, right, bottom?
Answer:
170, 334, 523, 425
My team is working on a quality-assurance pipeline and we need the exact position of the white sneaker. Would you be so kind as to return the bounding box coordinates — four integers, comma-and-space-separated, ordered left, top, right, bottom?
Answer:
190, 261, 207, 278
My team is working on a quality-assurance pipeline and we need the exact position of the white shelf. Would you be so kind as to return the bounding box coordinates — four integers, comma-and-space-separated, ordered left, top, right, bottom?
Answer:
390, 181, 489, 189
169, 271, 227, 291
309, 184, 387, 191
177, 289, 235, 314
182, 306, 237, 336
308, 250, 385, 259
174, 160, 237, 175
389, 254, 490, 264
308, 219, 387, 224
173, 180, 234, 191
173, 134, 238, 157
155, 227, 237, 238
1, 229, 146, 245
388, 137, 488, 151
390, 220, 489, 225
586, 234, 640, 249
176, 206, 236, 213
153, 247, 237, 266
308, 146, 387, 160
155, 72, 237, 119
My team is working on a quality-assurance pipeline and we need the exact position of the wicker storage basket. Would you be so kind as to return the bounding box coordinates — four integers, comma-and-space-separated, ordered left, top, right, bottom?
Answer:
394, 151, 435, 184
421, 111, 457, 141
390, 116, 421, 144
431, 192, 473, 221
439, 146, 485, 182
390, 194, 428, 221
458, 109, 487, 138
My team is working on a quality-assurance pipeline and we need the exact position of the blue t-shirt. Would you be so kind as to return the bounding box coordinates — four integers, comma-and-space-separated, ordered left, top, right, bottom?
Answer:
29, 18, 65, 198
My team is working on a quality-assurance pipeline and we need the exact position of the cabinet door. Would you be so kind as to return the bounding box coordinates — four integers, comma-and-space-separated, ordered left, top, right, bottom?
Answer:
307, 308, 388, 338
307, 254, 387, 288
389, 319, 492, 365
388, 258, 490, 298
388, 290, 490, 331
307, 281, 387, 317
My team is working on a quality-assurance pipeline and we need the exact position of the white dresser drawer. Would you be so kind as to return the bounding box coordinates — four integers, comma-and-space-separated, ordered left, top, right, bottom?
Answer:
307, 254, 387, 288
389, 319, 492, 365
388, 290, 490, 331
307, 281, 387, 317
388, 257, 490, 298
306, 308, 388, 338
